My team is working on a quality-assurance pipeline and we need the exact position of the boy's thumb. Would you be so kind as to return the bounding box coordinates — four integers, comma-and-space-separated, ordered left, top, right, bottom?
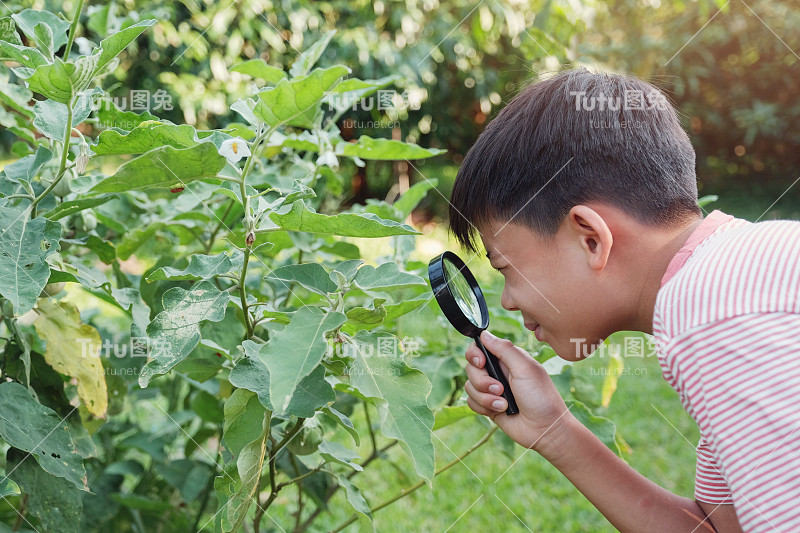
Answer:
479, 330, 524, 368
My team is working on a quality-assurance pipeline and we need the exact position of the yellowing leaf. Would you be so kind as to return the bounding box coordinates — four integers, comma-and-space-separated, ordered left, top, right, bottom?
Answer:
34, 299, 108, 418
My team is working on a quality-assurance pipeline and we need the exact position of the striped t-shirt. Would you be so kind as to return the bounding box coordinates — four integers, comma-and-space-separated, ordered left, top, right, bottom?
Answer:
653, 209, 800, 532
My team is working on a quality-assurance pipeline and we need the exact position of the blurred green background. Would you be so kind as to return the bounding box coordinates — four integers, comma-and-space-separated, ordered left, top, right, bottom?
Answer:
1, 0, 797, 530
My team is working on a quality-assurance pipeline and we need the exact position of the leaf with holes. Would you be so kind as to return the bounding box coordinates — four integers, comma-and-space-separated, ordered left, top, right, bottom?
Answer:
0, 382, 88, 490
0, 207, 61, 315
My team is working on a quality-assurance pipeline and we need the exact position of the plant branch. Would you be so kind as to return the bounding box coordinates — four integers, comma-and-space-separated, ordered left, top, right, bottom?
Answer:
329, 426, 498, 533
30, 100, 74, 216
64, 0, 85, 59
239, 247, 253, 337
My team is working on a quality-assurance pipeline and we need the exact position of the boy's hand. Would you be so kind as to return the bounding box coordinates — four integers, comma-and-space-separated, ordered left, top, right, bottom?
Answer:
465, 330, 572, 453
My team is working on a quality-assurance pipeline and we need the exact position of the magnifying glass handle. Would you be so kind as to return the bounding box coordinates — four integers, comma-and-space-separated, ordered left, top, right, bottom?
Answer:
475, 336, 519, 415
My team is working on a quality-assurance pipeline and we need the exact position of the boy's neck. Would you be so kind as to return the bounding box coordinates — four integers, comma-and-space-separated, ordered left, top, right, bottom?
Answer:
629, 215, 705, 334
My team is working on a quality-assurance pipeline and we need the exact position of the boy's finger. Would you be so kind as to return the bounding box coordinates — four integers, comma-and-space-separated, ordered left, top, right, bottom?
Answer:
465, 364, 503, 394
465, 381, 507, 413
465, 342, 484, 367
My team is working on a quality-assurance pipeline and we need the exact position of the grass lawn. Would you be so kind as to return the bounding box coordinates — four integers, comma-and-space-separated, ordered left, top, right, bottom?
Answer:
266, 353, 700, 532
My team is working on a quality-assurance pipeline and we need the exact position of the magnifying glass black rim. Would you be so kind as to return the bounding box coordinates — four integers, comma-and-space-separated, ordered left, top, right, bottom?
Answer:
428, 251, 489, 337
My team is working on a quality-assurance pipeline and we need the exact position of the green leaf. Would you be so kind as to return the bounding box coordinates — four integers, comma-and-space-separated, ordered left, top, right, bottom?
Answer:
433, 405, 477, 430
318, 441, 362, 471
90, 143, 227, 193
33, 299, 108, 418
0, 477, 20, 498
393, 179, 439, 218
601, 354, 624, 408
230, 352, 336, 417
19, 55, 98, 103
354, 262, 426, 291
324, 75, 401, 113
0, 145, 51, 184
41, 195, 112, 221
0, 382, 88, 490
334, 475, 374, 528
95, 20, 157, 76
698, 194, 719, 208
346, 332, 434, 480
216, 415, 269, 533
230, 59, 286, 83
0, 40, 47, 68
146, 252, 242, 282
138, 281, 229, 387
116, 222, 164, 260
0, 207, 61, 315
321, 406, 360, 446
32, 21, 55, 58
259, 307, 345, 414
289, 30, 336, 77
253, 66, 349, 129
92, 122, 228, 155
338, 136, 446, 161
32, 88, 99, 140
11, 10, 70, 52
412, 355, 461, 408
0, 71, 33, 117
345, 300, 387, 331
96, 99, 159, 130
265, 263, 337, 295
7, 454, 83, 533
191, 390, 224, 424
222, 388, 267, 456
0, 16, 22, 45
269, 200, 420, 237
566, 399, 622, 456
384, 295, 430, 321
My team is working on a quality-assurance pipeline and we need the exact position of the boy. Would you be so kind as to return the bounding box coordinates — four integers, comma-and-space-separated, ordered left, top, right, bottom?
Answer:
453, 69, 800, 532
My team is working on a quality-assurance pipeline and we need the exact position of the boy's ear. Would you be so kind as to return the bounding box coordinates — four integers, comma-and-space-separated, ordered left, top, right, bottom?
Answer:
567, 205, 613, 270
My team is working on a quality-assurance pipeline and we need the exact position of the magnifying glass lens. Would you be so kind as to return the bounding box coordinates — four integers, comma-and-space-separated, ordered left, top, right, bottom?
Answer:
443, 259, 484, 327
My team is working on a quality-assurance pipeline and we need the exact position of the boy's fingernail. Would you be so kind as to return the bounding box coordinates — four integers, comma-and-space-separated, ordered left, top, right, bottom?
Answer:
472, 357, 479, 366
492, 400, 505, 410
489, 384, 501, 394
483, 330, 497, 340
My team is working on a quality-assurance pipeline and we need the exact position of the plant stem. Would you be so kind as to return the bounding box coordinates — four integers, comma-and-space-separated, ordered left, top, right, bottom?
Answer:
363, 403, 377, 456
64, 0, 85, 59
30, 99, 74, 217
239, 247, 253, 337
329, 427, 498, 533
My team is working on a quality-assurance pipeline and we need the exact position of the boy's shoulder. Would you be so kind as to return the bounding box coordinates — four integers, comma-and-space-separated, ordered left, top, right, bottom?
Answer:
654, 215, 800, 339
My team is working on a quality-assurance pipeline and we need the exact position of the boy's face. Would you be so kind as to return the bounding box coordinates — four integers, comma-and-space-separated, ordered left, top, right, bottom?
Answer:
479, 214, 625, 361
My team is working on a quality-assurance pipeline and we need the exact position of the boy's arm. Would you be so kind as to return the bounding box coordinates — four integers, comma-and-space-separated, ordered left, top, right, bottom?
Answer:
464, 331, 742, 533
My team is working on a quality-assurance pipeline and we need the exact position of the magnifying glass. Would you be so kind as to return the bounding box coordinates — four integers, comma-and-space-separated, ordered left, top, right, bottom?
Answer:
428, 252, 519, 415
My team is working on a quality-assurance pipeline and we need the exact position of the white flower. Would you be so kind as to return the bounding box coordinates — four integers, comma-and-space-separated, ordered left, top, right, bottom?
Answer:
315, 150, 339, 170
219, 137, 251, 163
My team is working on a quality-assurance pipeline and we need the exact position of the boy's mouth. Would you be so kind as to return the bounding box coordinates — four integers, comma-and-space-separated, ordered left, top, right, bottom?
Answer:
525, 322, 544, 341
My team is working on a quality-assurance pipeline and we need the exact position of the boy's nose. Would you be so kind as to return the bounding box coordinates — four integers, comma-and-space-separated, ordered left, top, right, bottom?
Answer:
500, 284, 519, 311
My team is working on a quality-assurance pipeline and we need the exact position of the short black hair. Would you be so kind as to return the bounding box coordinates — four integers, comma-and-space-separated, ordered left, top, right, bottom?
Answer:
450, 68, 702, 252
